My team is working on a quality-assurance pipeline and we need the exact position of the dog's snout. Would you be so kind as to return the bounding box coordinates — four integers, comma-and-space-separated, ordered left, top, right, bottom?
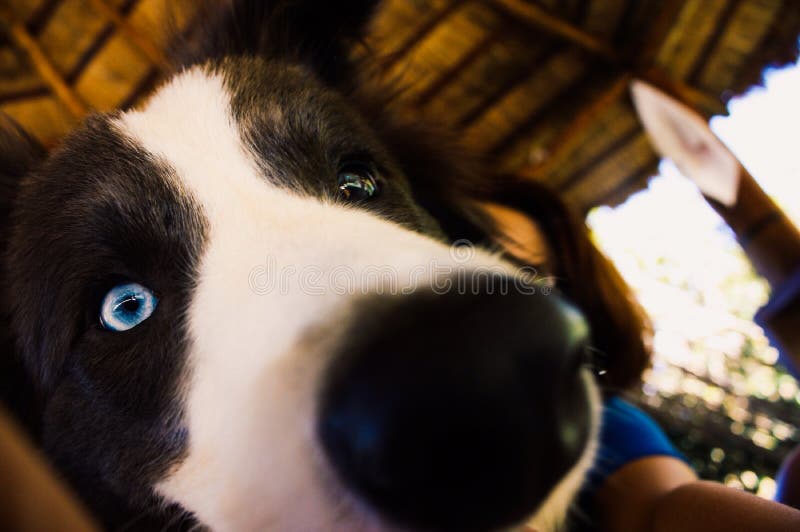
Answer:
317, 277, 593, 532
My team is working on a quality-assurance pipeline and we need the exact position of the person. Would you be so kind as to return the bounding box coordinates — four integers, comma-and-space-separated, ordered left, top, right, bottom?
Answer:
575, 396, 800, 531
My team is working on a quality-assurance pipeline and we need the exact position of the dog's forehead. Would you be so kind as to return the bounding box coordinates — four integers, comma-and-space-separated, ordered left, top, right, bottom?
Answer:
116, 61, 441, 237
221, 58, 377, 148
117, 66, 264, 203
118, 61, 382, 196
223, 58, 390, 191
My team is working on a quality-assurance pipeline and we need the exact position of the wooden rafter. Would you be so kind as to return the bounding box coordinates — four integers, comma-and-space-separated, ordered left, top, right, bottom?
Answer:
411, 3, 570, 111
0, 0, 144, 106
378, 1, 466, 72
595, 152, 659, 207
686, 0, 741, 85
735, 0, 799, 98
0, 11, 88, 118
634, 0, 686, 68
120, 66, 161, 109
484, 0, 725, 114
611, 0, 639, 44
66, 0, 140, 85
414, 25, 503, 107
88, 0, 171, 72
25, 0, 62, 35
455, 40, 565, 128
66, 22, 117, 83
0, 86, 50, 105
487, 0, 618, 60
489, 68, 594, 158
556, 126, 641, 192
518, 73, 631, 180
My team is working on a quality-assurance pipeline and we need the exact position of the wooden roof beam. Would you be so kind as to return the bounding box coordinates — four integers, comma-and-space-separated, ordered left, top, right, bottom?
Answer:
556, 126, 642, 193
488, 0, 618, 60
120, 66, 161, 110
634, 0, 686, 68
88, 0, 172, 72
65, 0, 140, 84
489, 68, 595, 158
518, 73, 632, 180
484, 0, 724, 114
456, 40, 565, 129
594, 152, 659, 207
412, 3, 559, 109
0, 10, 88, 118
378, 1, 466, 72
0, 86, 50, 105
25, 0, 62, 35
414, 25, 503, 107
686, 0, 741, 85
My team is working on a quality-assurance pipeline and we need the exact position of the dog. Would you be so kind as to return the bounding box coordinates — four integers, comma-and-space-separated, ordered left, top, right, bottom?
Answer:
0, 1, 651, 530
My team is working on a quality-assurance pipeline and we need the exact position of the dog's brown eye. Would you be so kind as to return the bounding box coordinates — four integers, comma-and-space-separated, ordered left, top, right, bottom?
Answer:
337, 163, 378, 202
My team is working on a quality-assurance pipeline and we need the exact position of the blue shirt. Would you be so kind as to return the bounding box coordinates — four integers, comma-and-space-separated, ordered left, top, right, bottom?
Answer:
571, 397, 689, 531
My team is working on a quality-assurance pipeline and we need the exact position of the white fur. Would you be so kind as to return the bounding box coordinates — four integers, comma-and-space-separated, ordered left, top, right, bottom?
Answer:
116, 67, 597, 531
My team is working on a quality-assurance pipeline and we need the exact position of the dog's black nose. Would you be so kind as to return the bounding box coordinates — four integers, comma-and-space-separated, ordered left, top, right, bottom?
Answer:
317, 278, 593, 532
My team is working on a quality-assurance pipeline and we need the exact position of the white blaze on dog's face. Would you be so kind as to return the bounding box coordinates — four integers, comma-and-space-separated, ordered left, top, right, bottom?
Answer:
113, 63, 598, 531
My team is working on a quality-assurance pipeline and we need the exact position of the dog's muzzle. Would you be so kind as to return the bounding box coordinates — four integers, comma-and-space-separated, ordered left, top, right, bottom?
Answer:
316, 274, 593, 531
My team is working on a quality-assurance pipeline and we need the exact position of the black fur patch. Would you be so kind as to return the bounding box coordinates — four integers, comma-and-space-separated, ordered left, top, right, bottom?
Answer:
215, 57, 447, 236
176, 0, 381, 87
5, 115, 206, 528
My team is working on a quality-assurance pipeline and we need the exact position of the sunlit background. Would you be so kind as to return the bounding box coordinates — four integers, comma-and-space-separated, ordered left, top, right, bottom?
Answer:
588, 58, 800, 499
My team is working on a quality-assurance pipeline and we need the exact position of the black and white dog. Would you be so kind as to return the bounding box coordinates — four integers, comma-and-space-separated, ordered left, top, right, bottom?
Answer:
0, 1, 649, 530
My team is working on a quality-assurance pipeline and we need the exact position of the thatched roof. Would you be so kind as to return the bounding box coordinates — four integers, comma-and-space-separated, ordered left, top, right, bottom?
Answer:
2, 0, 799, 211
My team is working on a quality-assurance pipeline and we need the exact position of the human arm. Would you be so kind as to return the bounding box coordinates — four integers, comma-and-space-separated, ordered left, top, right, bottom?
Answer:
597, 460, 800, 532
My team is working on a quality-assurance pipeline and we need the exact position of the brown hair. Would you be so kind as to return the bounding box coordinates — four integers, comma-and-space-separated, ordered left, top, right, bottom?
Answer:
483, 177, 653, 393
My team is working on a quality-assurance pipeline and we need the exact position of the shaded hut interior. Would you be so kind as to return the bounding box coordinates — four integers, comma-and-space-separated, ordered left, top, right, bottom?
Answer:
3, 0, 800, 501
3, 0, 799, 211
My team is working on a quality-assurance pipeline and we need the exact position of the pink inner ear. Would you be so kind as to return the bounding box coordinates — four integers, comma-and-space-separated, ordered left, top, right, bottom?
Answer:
630, 80, 741, 207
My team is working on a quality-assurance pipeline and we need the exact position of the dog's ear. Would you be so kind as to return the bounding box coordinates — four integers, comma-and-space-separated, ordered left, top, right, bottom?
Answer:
177, 0, 381, 87
0, 115, 45, 427
471, 178, 653, 393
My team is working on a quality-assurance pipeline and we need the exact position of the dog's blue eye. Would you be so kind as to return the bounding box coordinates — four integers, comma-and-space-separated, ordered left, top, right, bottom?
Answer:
99, 283, 158, 332
337, 163, 378, 201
